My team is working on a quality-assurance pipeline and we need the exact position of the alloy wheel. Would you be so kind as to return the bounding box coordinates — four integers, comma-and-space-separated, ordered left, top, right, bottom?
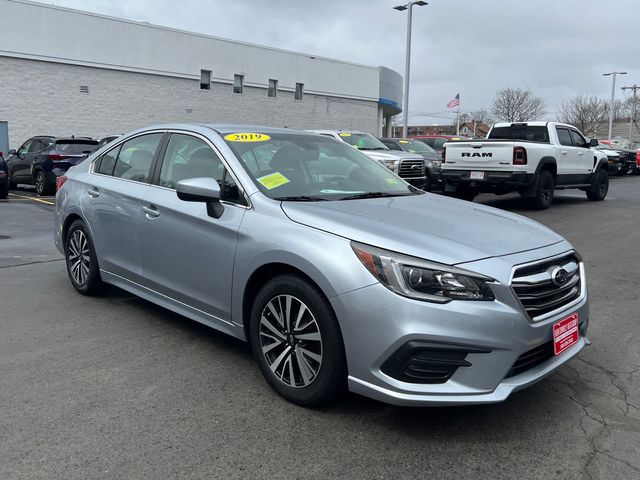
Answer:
35, 171, 45, 195
259, 294, 323, 388
68, 229, 90, 285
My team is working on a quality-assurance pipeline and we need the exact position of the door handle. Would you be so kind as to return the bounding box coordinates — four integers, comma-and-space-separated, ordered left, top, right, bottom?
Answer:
142, 205, 160, 218
87, 188, 100, 198
577, 152, 584, 156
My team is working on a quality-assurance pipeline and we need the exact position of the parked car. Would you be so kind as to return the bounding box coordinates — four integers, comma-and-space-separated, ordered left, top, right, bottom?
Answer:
308, 130, 427, 189
55, 124, 590, 407
97, 135, 121, 149
411, 135, 469, 153
0, 152, 8, 199
6, 136, 99, 195
592, 144, 623, 175
440, 122, 609, 208
378, 137, 443, 190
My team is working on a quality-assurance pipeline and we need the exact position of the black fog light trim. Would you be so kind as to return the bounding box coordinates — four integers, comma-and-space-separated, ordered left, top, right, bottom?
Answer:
381, 341, 491, 384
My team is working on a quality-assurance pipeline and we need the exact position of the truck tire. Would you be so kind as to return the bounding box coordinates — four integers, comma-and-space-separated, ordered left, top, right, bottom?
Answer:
586, 168, 608, 201
453, 186, 477, 202
529, 170, 554, 209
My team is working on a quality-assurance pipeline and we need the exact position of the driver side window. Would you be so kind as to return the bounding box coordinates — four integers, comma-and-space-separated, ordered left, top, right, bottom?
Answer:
569, 130, 587, 148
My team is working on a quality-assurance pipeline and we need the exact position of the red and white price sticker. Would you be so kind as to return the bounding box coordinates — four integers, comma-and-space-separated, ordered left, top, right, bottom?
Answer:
553, 312, 579, 355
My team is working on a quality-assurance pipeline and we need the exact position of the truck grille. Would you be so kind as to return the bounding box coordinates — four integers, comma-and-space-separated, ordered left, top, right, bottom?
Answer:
398, 159, 425, 178
511, 253, 582, 320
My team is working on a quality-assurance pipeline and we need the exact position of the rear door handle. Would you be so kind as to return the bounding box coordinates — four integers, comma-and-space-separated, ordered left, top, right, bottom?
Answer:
87, 188, 100, 198
142, 205, 160, 218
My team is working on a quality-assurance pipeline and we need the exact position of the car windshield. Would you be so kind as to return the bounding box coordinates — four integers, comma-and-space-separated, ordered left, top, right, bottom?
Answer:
338, 133, 388, 151
400, 139, 437, 155
224, 132, 422, 201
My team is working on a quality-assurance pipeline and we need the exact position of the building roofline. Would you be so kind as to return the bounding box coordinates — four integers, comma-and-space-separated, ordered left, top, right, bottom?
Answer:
10, 0, 380, 72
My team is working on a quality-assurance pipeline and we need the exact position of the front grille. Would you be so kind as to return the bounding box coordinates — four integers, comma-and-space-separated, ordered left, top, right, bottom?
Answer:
505, 341, 554, 378
398, 159, 425, 178
511, 253, 582, 320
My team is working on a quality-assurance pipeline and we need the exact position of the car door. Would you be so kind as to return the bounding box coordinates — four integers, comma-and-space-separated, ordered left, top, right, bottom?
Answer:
11, 138, 37, 181
82, 132, 165, 283
139, 132, 247, 324
569, 129, 593, 182
555, 127, 576, 179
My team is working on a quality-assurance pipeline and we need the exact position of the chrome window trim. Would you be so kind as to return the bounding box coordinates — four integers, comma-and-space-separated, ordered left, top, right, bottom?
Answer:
509, 250, 586, 323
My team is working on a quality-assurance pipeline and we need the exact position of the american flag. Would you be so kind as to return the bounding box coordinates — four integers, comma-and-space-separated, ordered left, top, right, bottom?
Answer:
447, 93, 460, 109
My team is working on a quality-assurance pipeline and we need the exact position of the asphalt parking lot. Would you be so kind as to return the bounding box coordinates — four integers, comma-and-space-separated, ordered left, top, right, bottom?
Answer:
1, 180, 639, 480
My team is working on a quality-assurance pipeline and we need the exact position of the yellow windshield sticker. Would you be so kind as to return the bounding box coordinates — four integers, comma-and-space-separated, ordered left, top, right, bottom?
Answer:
224, 133, 271, 142
399, 140, 409, 144
385, 177, 400, 185
339, 132, 352, 137
257, 172, 290, 190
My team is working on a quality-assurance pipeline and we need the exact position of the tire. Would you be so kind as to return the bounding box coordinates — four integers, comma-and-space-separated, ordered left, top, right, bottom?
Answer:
0, 181, 8, 199
64, 220, 104, 295
529, 169, 554, 209
249, 274, 347, 406
586, 168, 609, 201
453, 186, 477, 202
34, 169, 54, 196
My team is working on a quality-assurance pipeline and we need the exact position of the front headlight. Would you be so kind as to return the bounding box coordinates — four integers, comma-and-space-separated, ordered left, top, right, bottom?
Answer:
352, 242, 496, 303
378, 159, 400, 173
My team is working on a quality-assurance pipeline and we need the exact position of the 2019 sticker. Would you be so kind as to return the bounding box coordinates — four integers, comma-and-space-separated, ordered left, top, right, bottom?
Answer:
224, 133, 271, 142
257, 172, 290, 189
338, 132, 352, 137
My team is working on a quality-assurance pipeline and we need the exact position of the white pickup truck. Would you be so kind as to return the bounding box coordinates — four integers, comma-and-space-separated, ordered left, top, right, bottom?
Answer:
440, 122, 609, 209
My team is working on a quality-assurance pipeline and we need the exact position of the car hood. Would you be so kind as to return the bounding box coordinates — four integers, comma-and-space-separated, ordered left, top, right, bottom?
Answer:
281, 194, 564, 265
360, 150, 423, 162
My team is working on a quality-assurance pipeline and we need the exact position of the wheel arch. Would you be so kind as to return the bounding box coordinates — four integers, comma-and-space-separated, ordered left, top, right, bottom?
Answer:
535, 157, 557, 178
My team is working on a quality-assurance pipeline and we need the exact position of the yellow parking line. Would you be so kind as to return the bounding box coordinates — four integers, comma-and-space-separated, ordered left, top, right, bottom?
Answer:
8, 193, 55, 206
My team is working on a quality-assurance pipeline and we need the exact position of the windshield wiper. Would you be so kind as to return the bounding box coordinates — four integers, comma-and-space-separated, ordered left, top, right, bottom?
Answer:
274, 195, 330, 202
338, 192, 411, 201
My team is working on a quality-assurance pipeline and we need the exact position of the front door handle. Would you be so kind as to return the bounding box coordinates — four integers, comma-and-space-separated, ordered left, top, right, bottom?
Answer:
142, 205, 160, 218
87, 188, 100, 198
561, 151, 568, 156
577, 152, 584, 156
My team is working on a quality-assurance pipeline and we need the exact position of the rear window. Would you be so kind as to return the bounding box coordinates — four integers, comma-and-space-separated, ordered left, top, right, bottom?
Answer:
55, 140, 99, 154
488, 125, 550, 143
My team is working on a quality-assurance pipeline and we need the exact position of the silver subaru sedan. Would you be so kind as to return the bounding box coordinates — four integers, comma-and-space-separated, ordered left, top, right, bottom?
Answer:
54, 124, 590, 406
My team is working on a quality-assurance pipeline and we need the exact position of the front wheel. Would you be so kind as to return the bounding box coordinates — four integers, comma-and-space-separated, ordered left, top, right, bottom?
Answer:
529, 170, 554, 209
586, 168, 609, 201
249, 274, 347, 406
64, 220, 104, 295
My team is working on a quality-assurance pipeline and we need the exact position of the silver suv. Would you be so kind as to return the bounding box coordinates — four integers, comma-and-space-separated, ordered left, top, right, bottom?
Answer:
55, 124, 589, 406
309, 130, 427, 189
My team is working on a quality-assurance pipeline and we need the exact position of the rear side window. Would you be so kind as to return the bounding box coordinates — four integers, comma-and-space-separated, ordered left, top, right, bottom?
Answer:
96, 133, 162, 183
556, 128, 573, 146
159, 133, 244, 205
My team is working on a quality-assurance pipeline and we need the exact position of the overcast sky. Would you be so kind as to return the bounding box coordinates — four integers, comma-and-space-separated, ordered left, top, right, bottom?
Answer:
51, 0, 639, 126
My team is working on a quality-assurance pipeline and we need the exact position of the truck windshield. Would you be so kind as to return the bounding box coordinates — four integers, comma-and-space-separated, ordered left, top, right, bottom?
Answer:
224, 132, 422, 201
339, 133, 388, 151
488, 125, 550, 143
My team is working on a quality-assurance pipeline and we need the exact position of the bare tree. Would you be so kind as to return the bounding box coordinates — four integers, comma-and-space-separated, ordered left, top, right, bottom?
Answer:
490, 87, 546, 122
557, 95, 609, 136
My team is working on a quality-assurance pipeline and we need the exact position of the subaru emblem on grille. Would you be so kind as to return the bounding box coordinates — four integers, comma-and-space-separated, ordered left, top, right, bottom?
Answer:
551, 267, 569, 286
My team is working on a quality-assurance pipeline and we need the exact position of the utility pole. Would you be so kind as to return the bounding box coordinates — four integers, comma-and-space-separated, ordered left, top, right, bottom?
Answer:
603, 71, 627, 140
621, 84, 639, 146
394, 1, 428, 139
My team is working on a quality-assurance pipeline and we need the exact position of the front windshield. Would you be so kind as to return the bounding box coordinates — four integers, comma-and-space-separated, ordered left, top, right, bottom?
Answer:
223, 132, 422, 201
400, 139, 437, 155
338, 132, 388, 151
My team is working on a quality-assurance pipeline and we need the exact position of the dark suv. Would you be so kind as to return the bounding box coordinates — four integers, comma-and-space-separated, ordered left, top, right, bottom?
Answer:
0, 152, 8, 199
6, 136, 98, 195
378, 137, 443, 190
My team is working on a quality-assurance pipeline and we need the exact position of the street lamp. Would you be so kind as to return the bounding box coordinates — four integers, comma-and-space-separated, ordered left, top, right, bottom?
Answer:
394, 1, 428, 139
603, 71, 627, 140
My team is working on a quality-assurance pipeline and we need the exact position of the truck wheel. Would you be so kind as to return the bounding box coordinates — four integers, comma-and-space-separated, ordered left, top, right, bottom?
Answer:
454, 186, 477, 202
529, 170, 554, 209
586, 169, 608, 201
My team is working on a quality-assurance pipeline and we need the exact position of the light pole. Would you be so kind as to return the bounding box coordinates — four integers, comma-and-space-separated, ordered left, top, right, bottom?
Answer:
394, 1, 427, 139
603, 71, 627, 140
621, 84, 639, 146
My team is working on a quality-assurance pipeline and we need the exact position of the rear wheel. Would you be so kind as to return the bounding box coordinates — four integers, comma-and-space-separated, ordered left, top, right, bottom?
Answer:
0, 180, 8, 199
34, 170, 54, 196
64, 220, 103, 295
453, 186, 477, 202
586, 168, 609, 201
249, 274, 346, 406
529, 170, 554, 209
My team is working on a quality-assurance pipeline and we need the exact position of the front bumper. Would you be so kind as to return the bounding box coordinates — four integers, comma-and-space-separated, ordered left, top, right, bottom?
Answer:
331, 244, 589, 406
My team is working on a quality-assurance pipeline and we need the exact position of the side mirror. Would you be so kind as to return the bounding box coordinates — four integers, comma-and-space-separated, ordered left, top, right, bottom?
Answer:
8, 149, 17, 155
589, 138, 599, 147
176, 177, 224, 218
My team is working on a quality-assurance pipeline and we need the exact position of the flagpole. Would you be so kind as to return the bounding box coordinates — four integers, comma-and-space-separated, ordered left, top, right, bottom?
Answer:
456, 108, 460, 135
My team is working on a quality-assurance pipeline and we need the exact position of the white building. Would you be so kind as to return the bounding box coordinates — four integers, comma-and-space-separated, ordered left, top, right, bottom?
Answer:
0, 0, 403, 148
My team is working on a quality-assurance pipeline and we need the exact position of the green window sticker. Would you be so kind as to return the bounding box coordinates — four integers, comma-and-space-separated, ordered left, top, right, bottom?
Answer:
257, 172, 290, 190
